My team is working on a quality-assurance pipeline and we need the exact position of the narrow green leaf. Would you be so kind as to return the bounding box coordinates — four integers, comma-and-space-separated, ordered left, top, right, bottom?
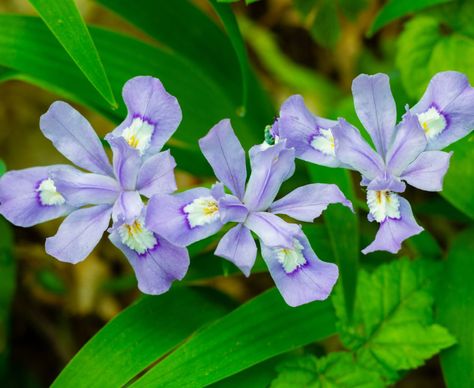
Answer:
0, 161, 5, 176
334, 259, 456, 383
442, 135, 474, 219
308, 165, 359, 320
309, 0, 341, 48
132, 289, 337, 386
438, 228, 474, 388
210, 0, 251, 112
29, 0, 116, 107
368, 0, 452, 37
53, 287, 234, 387
272, 353, 385, 388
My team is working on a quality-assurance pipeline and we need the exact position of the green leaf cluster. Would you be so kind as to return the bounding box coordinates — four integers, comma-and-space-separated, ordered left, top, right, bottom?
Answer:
272, 259, 456, 386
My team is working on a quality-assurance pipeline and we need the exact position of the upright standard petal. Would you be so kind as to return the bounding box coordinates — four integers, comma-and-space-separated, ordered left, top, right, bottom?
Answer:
107, 136, 141, 191
362, 197, 423, 254
352, 73, 397, 157
385, 112, 427, 176
109, 227, 189, 295
260, 233, 339, 307
215, 224, 257, 277
112, 191, 144, 224
332, 119, 385, 180
113, 76, 182, 155
270, 183, 353, 222
400, 151, 452, 192
244, 211, 301, 249
0, 166, 74, 227
39, 101, 113, 176
52, 168, 120, 207
137, 150, 177, 197
146, 188, 223, 247
46, 205, 112, 264
244, 142, 295, 211
411, 71, 474, 150
198, 119, 247, 199
278, 95, 340, 167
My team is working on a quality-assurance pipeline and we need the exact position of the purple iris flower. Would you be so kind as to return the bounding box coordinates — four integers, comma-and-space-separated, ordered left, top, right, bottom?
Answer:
0, 76, 189, 295
332, 72, 474, 254
146, 119, 352, 306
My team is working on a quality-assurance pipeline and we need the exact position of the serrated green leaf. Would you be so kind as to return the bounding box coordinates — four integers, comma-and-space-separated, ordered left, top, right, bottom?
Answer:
396, 15, 474, 99
131, 289, 337, 387
438, 228, 474, 388
53, 287, 234, 387
442, 134, 474, 219
28, 0, 116, 107
334, 259, 456, 382
310, 0, 341, 48
272, 353, 384, 388
368, 0, 452, 37
308, 165, 359, 321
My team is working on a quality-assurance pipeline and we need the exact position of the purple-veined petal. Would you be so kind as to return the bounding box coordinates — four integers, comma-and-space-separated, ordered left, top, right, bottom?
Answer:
410, 71, 474, 150
112, 191, 144, 224
278, 95, 340, 167
218, 194, 249, 223
401, 151, 452, 192
46, 205, 112, 264
386, 111, 427, 176
109, 228, 189, 295
270, 183, 353, 222
366, 173, 406, 192
215, 224, 256, 277
362, 197, 423, 254
198, 119, 247, 199
260, 233, 339, 307
352, 73, 397, 157
52, 167, 120, 207
244, 211, 301, 249
0, 166, 75, 227
137, 150, 177, 197
244, 141, 295, 212
107, 136, 141, 191
146, 188, 223, 247
112, 76, 182, 154
332, 119, 385, 181
40, 101, 113, 176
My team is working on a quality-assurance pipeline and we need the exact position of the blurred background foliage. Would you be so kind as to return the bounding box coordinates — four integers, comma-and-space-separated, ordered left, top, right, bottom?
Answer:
0, 0, 473, 386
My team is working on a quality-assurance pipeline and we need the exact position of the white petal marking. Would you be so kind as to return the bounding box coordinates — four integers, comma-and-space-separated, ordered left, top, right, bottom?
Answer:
367, 190, 400, 223
311, 128, 335, 156
36, 178, 65, 206
183, 196, 220, 228
275, 238, 307, 274
118, 217, 157, 254
416, 107, 447, 140
122, 117, 154, 155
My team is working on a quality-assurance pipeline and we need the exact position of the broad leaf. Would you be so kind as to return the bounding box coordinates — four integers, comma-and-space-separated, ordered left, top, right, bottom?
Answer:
308, 165, 359, 320
53, 287, 234, 387
334, 259, 456, 382
442, 135, 474, 220
272, 353, 384, 388
438, 228, 474, 388
368, 0, 452, 37
131, 288, 337, 386
29, 0, 116, 107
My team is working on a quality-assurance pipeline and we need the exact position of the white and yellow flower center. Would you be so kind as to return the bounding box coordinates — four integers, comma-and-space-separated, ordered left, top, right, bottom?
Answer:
183, 196, 220, 228
275, 239, 307, 274
311, 128, 335, 156
122, 117, 154, 154
118, 218, 157, 254
367, 190, 400, 223
36, 178, 65, 206
416, 107, 447, 139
